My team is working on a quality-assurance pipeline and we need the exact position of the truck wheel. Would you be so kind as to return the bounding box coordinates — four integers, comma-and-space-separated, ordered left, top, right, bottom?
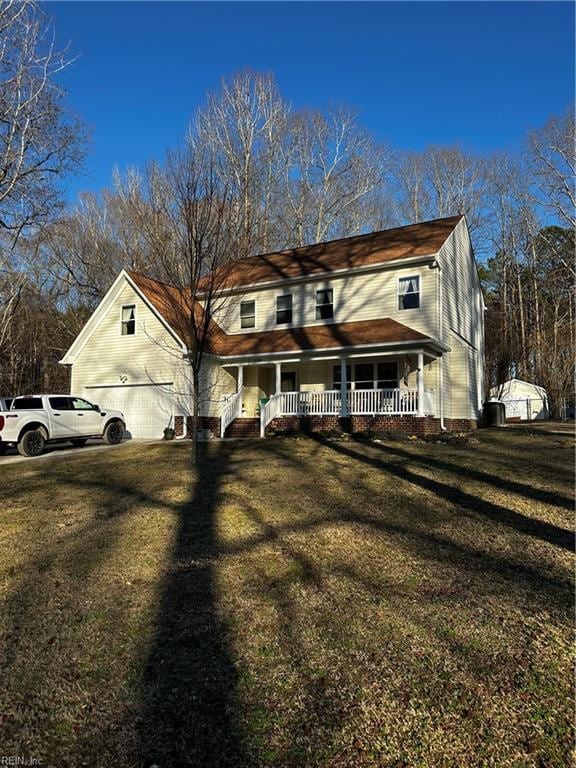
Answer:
71, 438, 87, 447
18, 429, 45, 457
103, 421, 124, 445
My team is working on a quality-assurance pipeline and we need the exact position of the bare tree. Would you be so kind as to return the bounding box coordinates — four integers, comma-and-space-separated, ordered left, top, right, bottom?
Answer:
36, 171, 161, 309
528, 105, 576, 229
282, 106, 389, 246
0, 0, 85, 239
136, 146, 237, 462
0, 0, 85, 383
394, 145, 488, 236
195, 70, 289, 256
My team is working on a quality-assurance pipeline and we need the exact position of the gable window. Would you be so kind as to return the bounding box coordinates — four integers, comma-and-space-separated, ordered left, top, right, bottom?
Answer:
121, 305, 136, 335
316, 289, 333, 320
398, 276, 420, 310
240, 300, 256, 329
276, 294, 292, 325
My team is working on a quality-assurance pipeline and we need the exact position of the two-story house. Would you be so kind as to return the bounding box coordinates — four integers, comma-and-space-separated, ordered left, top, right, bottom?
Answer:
60, 215, 485, 438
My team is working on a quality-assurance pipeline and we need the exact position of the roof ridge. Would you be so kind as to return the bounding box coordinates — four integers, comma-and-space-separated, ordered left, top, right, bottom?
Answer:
240, 214, 464, 264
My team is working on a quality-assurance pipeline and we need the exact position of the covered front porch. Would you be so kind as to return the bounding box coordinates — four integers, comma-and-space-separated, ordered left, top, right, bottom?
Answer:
220, 348, 441, 438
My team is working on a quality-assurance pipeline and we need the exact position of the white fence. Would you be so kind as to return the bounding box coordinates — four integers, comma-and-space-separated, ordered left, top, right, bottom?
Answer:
259, 388, 436, 436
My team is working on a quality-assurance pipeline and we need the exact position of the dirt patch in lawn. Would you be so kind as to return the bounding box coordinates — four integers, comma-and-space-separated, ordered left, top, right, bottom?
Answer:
0, 429, 573, 767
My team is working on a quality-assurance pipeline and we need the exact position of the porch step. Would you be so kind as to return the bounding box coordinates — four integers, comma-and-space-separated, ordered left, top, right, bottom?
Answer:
224, 418, 260, 439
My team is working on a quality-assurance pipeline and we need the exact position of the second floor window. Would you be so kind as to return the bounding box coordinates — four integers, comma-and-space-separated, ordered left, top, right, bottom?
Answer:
316, 288, 333, 320
276, 294, 292, 324
240, 300, 256, 329
121, 305, 136, 335
398, 276, 420, 310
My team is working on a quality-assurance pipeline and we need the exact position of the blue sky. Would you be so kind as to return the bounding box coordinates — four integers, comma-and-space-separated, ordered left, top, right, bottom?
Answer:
48, 1, 574, 201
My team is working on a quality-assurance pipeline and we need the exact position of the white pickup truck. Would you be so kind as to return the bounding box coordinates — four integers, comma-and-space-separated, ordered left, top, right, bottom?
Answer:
0, 394, 126, 457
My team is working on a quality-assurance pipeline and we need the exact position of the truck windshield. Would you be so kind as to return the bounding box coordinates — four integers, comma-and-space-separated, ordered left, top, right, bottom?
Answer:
12, 397, 43, 409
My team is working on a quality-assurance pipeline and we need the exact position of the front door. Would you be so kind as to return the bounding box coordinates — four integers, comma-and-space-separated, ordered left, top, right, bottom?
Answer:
281, 371, 297, 392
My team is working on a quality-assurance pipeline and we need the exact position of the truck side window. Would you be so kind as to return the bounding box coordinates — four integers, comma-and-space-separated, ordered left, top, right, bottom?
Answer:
49, 397, 72, 410
12, 397, 43, 409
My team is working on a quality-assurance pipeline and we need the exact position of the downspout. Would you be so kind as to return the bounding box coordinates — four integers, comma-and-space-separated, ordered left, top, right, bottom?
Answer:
433, 259, 447, 431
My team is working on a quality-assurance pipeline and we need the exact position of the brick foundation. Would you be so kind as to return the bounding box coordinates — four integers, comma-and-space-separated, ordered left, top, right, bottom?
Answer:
225, 418, 260, 438
173, 414, 477, 439
174, 415, 221, 438
267, 415, 477, 436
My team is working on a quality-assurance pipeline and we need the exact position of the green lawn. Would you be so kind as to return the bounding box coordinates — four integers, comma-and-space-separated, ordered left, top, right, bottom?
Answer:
0, 427, 573, 767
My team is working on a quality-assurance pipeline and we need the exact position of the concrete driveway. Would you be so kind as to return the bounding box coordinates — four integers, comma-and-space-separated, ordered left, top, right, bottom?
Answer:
0, 438, 157, 466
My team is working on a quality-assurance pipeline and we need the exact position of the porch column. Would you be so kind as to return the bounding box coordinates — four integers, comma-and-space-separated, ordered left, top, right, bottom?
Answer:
417, 351, 424, 416
340, 357, 348, 417
237, 365, 244, 393
275, 362, 282, 394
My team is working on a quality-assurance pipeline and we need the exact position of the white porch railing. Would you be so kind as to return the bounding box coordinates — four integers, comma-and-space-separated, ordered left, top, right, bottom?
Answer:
348, 388, 419, 415
260, 393, 283, 437
280, 390, 342, 416
259, 388, 437, 435
221, 390, 243, 437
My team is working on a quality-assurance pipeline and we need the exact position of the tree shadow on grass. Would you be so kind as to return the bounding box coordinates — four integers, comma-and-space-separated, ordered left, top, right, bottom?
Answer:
138, 442, 249, 768
309, 435, 574, 552
258, 438, 573, 609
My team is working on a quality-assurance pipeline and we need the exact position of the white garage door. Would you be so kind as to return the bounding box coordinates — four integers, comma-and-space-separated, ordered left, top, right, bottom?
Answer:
84, 383, 175, 439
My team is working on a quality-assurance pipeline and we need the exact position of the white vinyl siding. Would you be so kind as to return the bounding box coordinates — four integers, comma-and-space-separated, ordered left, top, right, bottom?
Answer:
70, 283, 188, 434
213, 264, 435, 338
438, 218, 484, 419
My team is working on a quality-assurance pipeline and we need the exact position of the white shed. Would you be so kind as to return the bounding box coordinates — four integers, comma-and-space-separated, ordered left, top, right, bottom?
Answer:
490, 379, 549, 421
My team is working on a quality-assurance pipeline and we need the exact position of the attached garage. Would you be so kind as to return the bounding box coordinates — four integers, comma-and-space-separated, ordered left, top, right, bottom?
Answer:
84, 383, 175, 439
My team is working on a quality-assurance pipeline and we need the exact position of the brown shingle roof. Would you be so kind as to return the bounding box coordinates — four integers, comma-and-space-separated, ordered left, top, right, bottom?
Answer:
215, 215, 462, 289
128, 271, 430, 358
211, 318, 429, 357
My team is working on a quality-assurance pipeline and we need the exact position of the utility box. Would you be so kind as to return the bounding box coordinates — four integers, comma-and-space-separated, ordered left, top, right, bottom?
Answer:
483, 400, 506, 427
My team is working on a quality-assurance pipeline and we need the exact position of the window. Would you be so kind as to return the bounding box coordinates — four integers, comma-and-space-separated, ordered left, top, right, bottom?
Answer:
121, 304, 136, 335
333, 364, 352, 390
71, 397, 96, 411
240, 300, 256, 329
354, 363, 375, 390
281, 371, 297, 392
13, 397, 43, 410
398, 276, 420, 310
276, 294, 293, 325
377, 362, 398, 390
316, 288, 333, 320
49, 396, 72, 410
333, 362, 399, 391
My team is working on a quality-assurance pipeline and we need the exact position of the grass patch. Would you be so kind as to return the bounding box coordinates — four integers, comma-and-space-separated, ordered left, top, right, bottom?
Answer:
0, 429, 573, 767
